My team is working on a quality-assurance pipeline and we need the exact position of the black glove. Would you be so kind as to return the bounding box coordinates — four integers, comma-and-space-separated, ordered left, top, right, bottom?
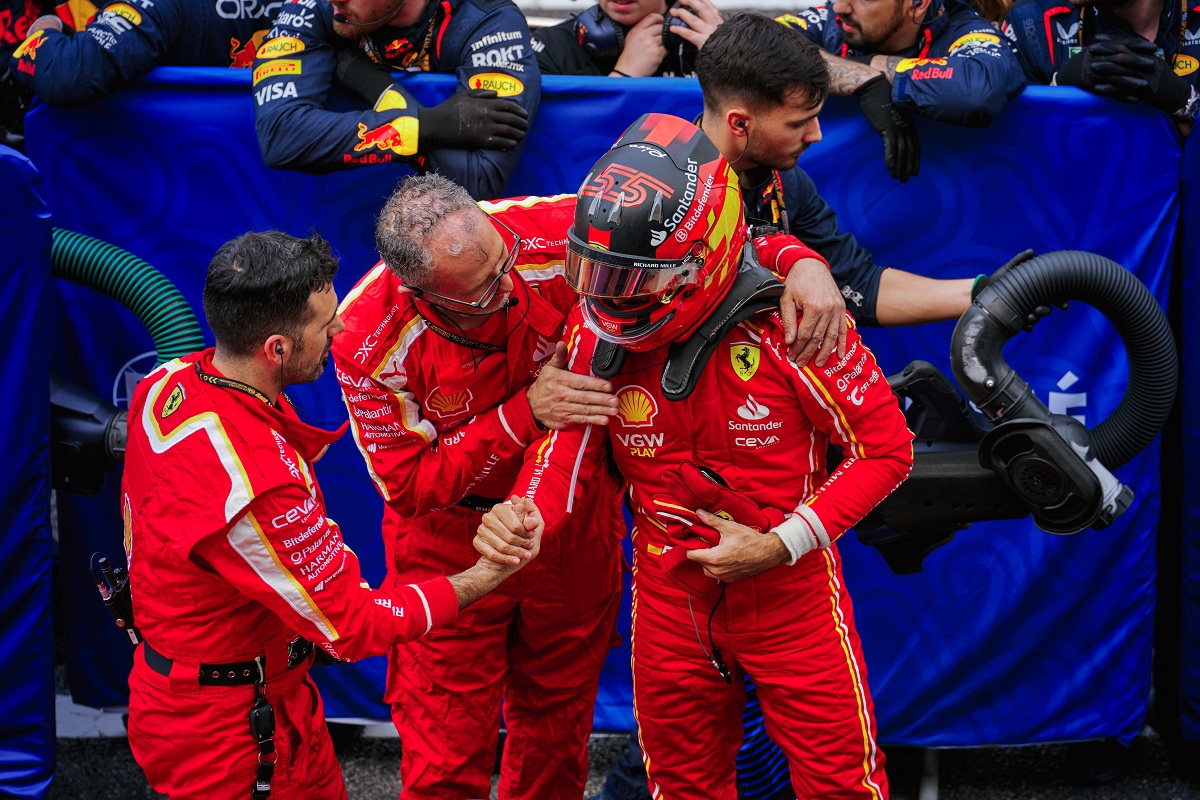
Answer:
1087, 34, 1191, 114
333, 49, 396, 107
854, 74, 920, 183
971, 249, 1054, 330
416, 88, 530, 150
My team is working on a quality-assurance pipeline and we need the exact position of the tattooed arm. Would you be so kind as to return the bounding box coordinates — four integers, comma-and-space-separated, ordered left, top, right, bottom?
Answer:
819, 50, 903, 94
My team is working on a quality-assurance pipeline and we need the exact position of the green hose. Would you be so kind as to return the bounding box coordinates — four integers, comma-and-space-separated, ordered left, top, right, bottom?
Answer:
51, 228, 206, 366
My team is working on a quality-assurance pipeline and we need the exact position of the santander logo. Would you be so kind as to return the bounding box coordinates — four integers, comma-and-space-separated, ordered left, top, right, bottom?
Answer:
737, 395, 770, 421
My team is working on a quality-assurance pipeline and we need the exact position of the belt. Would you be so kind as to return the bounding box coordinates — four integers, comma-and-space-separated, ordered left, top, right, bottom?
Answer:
456, 494, 504, 513
143, 637, 315, 687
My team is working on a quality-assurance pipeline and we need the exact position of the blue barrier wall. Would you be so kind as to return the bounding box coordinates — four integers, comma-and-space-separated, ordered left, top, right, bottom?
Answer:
1179, 123, 1200, 751
0, 146, 56, 798
22, 73, 1177, 747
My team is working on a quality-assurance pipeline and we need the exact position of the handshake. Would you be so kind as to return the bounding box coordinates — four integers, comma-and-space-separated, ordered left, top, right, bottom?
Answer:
475, 496, 544, 575
1056, 34, 1193, 116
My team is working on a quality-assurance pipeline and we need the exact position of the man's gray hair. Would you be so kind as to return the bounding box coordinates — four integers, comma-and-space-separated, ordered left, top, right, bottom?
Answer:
375, 174, 481, 286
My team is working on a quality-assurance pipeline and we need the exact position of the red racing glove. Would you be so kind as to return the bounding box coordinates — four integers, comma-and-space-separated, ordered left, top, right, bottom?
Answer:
652, 462, 784, 598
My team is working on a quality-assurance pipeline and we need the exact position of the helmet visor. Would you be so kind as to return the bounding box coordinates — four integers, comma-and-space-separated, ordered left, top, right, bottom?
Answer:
565, 230, 701, 299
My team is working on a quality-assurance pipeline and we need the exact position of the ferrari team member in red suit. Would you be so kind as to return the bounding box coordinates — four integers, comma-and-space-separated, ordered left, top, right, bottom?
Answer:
122, 230, 539, 800
477, 114, 914, 799
330, 175, 626, 800
330, 172, 842, 798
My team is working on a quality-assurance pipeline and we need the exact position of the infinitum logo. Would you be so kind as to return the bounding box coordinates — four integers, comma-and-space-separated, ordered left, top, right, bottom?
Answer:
737, 395, 769, 421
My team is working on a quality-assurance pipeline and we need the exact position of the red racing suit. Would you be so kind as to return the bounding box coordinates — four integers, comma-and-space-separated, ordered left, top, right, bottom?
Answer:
330, 194, 625, 800
121, 350, 460, 800
510, 305, 914, 799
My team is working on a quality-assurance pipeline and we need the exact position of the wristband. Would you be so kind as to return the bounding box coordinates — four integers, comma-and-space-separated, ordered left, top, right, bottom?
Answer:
970, 273, 987, 300
611, 69, 630, 77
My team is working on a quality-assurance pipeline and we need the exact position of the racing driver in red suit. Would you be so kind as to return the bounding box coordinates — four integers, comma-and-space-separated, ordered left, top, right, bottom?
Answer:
476, 114, 914, 799
122, 231, 539, 799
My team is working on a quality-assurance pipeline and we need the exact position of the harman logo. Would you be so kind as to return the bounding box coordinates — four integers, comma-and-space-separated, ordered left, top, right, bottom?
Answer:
428, 386, 472, 418
736, 395, 769, 421
615, 386, 658, 427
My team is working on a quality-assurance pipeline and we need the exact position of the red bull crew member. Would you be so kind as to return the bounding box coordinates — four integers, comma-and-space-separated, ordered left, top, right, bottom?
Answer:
253, 0, 538, 200
531, 0, 723, 78
1002, 0, 1200, 131
776, 0, 1025, 181
123, 230, 538, 799
9, 0, 276, 106
477, 113, 914, 799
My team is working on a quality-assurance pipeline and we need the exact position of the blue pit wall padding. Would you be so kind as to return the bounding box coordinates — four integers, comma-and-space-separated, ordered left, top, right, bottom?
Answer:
1178, 122, 1200, 752
0, 146, 56, 797
22, 73, 1180, 746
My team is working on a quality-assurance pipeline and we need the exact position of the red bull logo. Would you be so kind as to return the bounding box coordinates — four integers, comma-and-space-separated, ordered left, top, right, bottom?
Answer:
911, 65, 954, 80
230, 36, 256, 68
14, 30, 47, 60
354, 118, 418, 156
384, 38, 412, 60
230, 29, 269, 68
895, 57, 949, 73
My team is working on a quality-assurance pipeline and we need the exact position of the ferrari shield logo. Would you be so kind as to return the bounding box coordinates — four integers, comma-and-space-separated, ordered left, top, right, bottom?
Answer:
730, 343, 759, 381
161, 385, 185, 419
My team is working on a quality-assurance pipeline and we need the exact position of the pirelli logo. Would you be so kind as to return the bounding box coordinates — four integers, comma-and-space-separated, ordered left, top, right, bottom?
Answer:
253, 58, 300, 85
257, 37, 305, 59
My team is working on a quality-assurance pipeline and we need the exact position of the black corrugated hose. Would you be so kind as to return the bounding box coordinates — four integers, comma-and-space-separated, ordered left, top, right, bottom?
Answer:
952, 250, 1177, 469
51, 228, 205, 366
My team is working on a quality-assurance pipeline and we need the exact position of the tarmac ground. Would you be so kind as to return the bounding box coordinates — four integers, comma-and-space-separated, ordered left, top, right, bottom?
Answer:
49, 722, 1200, 800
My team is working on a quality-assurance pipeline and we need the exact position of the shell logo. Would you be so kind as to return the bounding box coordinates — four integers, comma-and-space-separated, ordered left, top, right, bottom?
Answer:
428, 387, 472, 418
616, 386, 658, 428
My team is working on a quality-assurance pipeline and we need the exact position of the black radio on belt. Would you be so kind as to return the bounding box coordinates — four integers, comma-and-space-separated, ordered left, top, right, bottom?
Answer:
250, 684, 278, 800
90, 552, 140, 646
